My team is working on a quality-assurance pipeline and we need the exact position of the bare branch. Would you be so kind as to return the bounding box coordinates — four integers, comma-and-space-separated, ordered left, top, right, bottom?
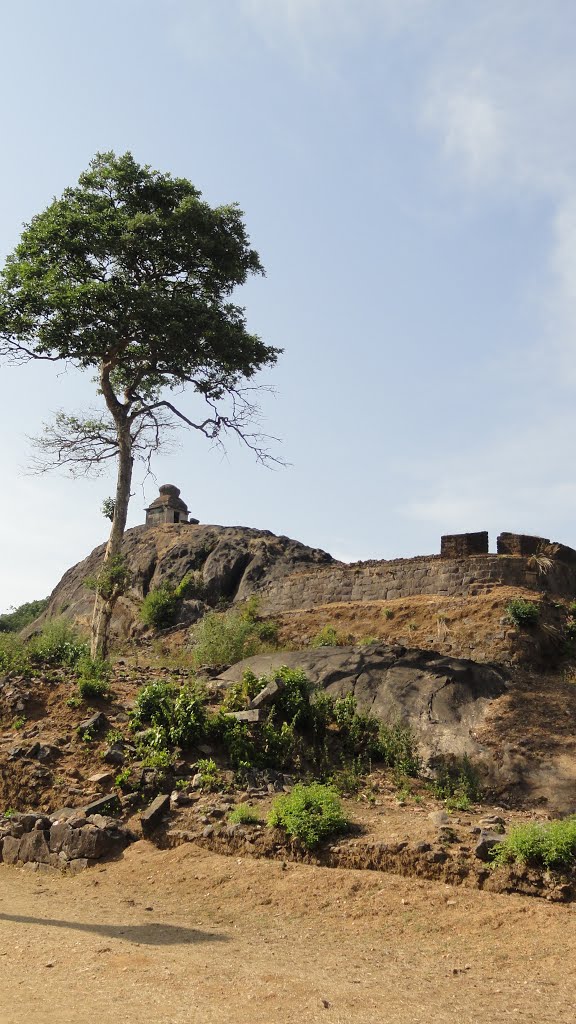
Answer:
27, 406, 180, 478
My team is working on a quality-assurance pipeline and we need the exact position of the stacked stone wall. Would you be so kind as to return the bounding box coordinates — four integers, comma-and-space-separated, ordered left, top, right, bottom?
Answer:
257, 554, 576, 614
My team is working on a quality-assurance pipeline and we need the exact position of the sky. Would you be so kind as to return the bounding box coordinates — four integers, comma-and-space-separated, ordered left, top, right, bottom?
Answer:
2, 0, 576, 610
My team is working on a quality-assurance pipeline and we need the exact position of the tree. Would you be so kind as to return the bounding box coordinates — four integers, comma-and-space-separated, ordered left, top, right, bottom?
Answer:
0, 152, 280, 658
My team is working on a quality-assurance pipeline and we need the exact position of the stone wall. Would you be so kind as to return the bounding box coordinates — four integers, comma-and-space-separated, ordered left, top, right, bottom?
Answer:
257, 553, 576, 614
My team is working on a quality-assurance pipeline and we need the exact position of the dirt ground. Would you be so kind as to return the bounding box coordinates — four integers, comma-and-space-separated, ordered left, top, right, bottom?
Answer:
1, 842, 575, 1024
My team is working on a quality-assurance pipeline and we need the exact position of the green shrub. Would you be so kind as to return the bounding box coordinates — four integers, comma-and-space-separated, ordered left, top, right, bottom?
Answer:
115, 767, 136, 791
221, 669, 262, 712
189, 605, 278, 668
0, 634, 32, 675
174, 571, 205, 600
78, 677, 110, 700
29, 620, 89, 667
228, 804, 259, 825
268, 783, 348, 848
140, 586, 180, 629
195, 757, 223, 791
131, 679, 207, 748
378, 723, 421, 777
311, 625, 348, 648
140, 747, 174, 770
76, 656, 111, 700
85, 555, 130, 602
505, 599, 540, 627
430, 754, 481, 804
491, 817, 576, 870
0, 597, 48, 633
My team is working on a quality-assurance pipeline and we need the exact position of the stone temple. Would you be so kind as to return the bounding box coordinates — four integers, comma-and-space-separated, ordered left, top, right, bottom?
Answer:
144, 484, 198, 527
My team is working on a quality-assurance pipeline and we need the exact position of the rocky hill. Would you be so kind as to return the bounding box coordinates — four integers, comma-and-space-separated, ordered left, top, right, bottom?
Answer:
34, 523, 336, 639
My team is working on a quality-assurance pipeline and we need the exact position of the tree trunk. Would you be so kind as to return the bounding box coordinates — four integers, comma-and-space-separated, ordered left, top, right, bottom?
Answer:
90, 420, 133, 659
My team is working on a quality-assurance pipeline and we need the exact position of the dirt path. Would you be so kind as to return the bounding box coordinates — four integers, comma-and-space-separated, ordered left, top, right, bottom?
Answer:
1, 842, 575, 1024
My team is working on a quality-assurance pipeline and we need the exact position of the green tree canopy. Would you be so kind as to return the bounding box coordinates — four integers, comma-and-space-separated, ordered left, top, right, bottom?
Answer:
0, 152, 281, 655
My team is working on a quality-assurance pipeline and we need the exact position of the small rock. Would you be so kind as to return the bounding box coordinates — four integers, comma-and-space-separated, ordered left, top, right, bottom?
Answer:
429, 810, 451, 827
474, 831, 505, 862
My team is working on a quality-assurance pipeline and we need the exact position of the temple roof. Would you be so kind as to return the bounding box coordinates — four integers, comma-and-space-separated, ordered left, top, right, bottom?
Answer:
145, 484, 189, 513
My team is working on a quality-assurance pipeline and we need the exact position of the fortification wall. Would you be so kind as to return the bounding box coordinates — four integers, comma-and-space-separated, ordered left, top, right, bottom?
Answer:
257, 553, 576, 614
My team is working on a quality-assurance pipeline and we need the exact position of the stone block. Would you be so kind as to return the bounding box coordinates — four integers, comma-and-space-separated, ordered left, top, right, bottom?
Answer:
441, 532, 488, 559
249, 678, 285, 710
226, 709, 260, 723
141, 794, 171, 836
19, 830, 51, 864
1, 836, 21, 865
496, 532, 549, 556
83, 794, 121, 818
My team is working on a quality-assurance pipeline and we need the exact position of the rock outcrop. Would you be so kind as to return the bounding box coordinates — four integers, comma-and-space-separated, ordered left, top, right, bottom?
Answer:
32, 524, 335, 639
0, 808, 133, 873
217, 643, 508, 764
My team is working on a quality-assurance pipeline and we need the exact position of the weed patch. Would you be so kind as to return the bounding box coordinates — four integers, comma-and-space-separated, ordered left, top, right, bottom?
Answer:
491, 817, 576, 870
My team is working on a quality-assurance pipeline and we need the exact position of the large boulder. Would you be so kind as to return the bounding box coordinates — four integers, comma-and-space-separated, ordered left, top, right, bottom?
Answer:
217, 643, 508, 763
28, 524, 335, 639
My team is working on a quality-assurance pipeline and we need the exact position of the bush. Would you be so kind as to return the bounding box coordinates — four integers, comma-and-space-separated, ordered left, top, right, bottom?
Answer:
0, 634, 32, 675
29, 620, 89, 667
268, 783, 348, 848
78, 677, 110, 700
221, 669, 262, 712
505, 599, 540, 627
0, 597, 48, 633
491, 817, 576, 870
85, 555, 130, 602
378, 723, 421, 777
311, 624, 348, 648
140, 586, 180, 629
189, 604, 278, 669
228, 804, 259, 825
131, 679, 207, 749
195, 757, 223, 791
174, 571, 205, 600
76, 656, 111, 700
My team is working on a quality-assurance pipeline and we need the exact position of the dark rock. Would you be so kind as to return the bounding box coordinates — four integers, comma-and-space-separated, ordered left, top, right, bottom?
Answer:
249, 677, 285, 710
49, 807, 79, 822
83, 794, 121, 818
101, 744, 125, 766
69, 858, 96, 875
13, 812, 39, 833
1, 836, 21, 864
475, 831, 506, 861
28, 743, 60, 762
62, 825, 114, 860
28, 524, 334, 642
49, 822, 72, 854
140, 794, 170, 836
33, 816, 52, 831
217, 644, 508, 767
19, 830, 51, 864
225, 709, 260, 723
77, 712, 107, 738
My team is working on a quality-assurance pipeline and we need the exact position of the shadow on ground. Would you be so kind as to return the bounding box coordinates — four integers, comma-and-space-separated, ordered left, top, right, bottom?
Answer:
0, 913, 229, 946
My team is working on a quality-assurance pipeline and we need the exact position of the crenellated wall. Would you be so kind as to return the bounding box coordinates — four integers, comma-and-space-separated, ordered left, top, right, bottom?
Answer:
257, 552, 576, 614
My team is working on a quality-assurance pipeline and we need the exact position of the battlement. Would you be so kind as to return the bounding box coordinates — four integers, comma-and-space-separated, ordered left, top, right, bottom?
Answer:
256, 531, 576, 614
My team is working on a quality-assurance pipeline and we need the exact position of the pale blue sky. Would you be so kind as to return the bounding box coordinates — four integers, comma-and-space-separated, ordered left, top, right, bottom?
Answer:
2, 0, 576, 609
